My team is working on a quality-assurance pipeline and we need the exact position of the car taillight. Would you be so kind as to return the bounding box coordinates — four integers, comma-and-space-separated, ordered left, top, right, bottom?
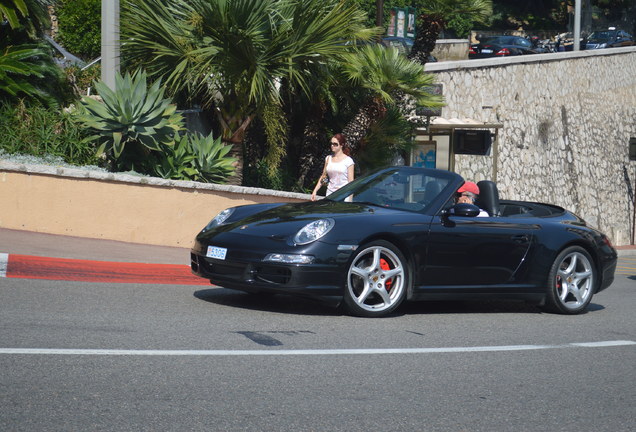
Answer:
469, 46, 477, 54
496, 48, 510, 56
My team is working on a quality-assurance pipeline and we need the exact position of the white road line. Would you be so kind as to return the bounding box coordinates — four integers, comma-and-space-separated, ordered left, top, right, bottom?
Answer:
0, 253, 8, 278
0, 341, 633, 356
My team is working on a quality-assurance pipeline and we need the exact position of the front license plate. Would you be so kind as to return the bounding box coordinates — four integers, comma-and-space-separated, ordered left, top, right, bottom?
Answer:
206, 246, 227, 260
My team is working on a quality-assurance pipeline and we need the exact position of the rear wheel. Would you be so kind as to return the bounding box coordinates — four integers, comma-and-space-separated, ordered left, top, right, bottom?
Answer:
544, 246, 596, 314
344, 240, 408, 317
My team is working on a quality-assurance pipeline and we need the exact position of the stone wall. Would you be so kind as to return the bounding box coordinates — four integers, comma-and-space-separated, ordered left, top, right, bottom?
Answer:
424, 47, 636, 245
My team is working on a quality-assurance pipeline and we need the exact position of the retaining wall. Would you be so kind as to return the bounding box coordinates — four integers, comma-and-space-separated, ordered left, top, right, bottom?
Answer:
0, 162, 308, 248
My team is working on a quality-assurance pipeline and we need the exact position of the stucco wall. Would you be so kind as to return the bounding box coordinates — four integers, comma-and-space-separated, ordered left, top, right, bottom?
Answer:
0, 162, 309, 248
424, 47, 636, 245
431, 39, 469, 61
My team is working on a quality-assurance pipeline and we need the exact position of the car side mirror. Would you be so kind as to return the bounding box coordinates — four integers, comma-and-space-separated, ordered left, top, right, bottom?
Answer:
451, 203, 481, 217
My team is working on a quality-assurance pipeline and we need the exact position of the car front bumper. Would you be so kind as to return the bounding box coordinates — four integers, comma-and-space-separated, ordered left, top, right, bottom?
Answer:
190, 238, 354, 304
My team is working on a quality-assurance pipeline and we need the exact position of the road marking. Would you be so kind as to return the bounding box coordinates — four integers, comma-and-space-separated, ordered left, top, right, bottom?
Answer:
0, 341, 633, 357
0, 253, 7, 277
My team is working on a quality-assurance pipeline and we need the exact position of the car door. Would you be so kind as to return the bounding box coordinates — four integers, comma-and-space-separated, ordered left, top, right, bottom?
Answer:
419, 214, 536, 287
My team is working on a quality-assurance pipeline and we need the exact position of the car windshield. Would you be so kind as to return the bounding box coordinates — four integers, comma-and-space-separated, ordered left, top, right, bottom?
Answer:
588, 31, 616, 41
325, 167, 456, 213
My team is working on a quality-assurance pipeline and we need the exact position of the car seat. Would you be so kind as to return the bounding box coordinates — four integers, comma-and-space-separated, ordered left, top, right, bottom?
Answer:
476, 180, 500, 216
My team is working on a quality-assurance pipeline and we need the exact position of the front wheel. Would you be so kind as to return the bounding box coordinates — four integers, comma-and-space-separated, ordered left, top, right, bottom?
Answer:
344, 240, 409, 317
544, 246, 596, 314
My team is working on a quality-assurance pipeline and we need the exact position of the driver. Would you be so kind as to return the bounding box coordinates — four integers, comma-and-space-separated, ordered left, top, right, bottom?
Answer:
456, 181, 488, 217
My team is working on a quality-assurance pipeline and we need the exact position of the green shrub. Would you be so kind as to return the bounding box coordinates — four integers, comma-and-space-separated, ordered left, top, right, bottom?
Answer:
75, 69, 183, 171
64, 64, 101, 96
55, 0, 101, 60
153, 133, 236, 183
74, 69, 236, 182
0, 43, 67, 108
0, 101, 99, 166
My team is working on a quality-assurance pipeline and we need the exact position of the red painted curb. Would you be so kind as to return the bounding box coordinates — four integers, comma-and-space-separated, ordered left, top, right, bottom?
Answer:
2, 254, 209, 285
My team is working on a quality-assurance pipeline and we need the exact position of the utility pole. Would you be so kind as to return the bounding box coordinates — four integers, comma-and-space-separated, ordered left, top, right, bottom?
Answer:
573, 0, 581, 51
101, 0, 120, 90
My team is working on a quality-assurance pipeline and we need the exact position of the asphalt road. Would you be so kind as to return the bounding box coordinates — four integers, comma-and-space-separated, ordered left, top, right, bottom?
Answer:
1, 258, 635, 432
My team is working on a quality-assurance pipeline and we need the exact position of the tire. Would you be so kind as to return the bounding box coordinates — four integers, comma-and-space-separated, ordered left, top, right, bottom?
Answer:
544, 246, 596, 314
344, 240, 409, 317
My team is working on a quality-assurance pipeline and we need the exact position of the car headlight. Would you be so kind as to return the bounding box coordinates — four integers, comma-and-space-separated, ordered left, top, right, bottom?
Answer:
203, 208, 235, 231
599, 43, 607, 48
293, 218, 335, 245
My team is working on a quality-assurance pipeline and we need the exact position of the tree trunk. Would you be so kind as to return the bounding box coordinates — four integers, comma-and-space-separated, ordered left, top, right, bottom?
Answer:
214, 109, 255, 186
408, 14, 444, 66
295, 115, 328, 191
342, 97, 387, 154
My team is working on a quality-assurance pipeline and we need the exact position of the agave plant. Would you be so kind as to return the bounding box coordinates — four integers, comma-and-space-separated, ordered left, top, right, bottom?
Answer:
154, 132, 236, 183
187, 132, 237, 183
76, 70, 183, 162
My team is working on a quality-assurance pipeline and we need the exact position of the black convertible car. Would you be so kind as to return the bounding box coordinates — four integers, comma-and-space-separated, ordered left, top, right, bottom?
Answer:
191, 167, 617, 317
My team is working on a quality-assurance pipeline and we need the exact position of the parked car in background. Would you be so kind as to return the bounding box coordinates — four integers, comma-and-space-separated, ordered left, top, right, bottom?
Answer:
469, 35, 542, 59
585, 29, 634, 49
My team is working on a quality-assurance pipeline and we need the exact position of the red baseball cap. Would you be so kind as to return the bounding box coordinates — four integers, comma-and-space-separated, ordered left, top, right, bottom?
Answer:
457, 181, 480, 195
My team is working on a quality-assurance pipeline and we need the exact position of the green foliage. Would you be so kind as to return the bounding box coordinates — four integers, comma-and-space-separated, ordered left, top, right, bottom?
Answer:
0, 0, 51, 38
76, 69, 183, 168
154, 132, 237, 183
354, 106, 413, 174
55, 0, 101, 60
0, 100, 99, 166
63, 63, 101, 96
0, 43, 64, 108
341, 45, 443, 108
122, 0, 378, 178
262, 101, 288, 180
446, 13, 476, 38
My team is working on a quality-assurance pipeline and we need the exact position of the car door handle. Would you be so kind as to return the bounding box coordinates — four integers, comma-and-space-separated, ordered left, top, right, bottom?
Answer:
511, 234, 530, 244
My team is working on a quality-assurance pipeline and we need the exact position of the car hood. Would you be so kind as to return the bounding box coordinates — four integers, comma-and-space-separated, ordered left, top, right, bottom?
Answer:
202, 200, 392, 239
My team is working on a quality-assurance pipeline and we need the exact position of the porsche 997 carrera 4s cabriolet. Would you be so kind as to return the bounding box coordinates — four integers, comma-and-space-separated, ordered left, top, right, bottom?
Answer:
191, 167, 617, 317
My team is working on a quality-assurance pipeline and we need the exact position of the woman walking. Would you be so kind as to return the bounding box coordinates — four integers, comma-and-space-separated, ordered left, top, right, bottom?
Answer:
311, 133, 355, 201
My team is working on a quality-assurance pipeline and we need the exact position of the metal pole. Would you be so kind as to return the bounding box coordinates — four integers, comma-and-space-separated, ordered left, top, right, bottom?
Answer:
101, 0, 120, 90
573, 0, 581, 51
633, 165, 636, 245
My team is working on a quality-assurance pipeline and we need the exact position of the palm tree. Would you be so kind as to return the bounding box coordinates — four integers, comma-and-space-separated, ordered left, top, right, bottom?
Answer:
0, 44, 62, 107
340, 44, 443, 153
122, 0, 375, 185
1, 1, 61, 107
1, 0, 50, 38
408, 0, 492, 65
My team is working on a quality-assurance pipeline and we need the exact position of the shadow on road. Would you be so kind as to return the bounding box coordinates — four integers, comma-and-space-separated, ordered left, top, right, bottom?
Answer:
193, 288, 342, 317
193, 287, 606, 317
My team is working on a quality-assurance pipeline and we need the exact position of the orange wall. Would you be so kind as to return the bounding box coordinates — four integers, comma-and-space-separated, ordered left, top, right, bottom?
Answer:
0, 168, 308, 248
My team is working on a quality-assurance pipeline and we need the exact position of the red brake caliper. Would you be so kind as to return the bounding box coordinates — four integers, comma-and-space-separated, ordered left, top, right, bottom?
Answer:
380, 258, 393, 291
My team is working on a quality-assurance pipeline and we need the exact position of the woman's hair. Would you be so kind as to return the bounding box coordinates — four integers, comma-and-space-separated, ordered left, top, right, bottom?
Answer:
332, 133, 350, 156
